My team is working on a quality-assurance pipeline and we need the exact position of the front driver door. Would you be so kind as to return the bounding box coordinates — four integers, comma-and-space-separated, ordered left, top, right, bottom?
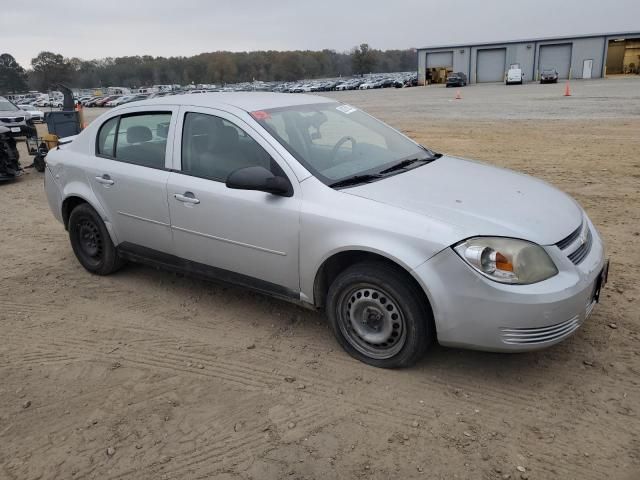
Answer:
166, 106, 301, 295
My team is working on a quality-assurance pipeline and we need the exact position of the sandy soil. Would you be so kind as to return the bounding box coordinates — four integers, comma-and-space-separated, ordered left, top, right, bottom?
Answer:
1, 105, 639, 478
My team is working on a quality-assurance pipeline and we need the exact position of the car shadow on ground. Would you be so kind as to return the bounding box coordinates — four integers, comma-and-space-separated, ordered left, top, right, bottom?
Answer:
118, 261, 572, 382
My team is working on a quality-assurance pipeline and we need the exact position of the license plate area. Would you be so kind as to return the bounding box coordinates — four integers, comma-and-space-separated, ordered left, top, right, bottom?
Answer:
591, 259, 610, 303
10, 127, 21, 133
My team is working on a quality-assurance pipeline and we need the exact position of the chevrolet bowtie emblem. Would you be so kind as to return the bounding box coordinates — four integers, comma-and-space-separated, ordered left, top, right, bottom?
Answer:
579, 232, 587, 245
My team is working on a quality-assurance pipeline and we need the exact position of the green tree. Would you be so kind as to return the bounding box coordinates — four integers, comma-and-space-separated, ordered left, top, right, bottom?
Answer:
351, 43, 376, 76
0, 53, 28, 93
30, 51, 72, 90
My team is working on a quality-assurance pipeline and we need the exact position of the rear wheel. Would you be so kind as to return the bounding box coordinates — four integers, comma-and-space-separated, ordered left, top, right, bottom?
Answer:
68, 203, 124, 275
326, 262, 432, 368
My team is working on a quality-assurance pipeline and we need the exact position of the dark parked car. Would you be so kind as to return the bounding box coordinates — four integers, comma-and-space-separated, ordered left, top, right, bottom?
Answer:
446, 72, 467, 87
540, 68, 559, 84
95, 95, 121, 107
83, 97, 105, 107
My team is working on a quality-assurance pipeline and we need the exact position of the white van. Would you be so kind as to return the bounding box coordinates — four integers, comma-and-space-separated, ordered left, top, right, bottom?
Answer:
506, 63, 524, 85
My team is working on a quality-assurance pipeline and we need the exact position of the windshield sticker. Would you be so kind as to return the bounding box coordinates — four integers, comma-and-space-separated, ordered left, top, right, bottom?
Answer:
250, 110, 271, 120
336, 105, 357, 114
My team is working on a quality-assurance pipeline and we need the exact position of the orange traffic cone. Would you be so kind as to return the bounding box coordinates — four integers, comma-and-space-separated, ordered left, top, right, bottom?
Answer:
563, 81, 571, 96
455, 89, 462, 100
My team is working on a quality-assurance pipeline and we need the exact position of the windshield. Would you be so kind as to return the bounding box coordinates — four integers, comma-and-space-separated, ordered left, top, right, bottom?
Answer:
253, 103, 434, 185
0, 99, 19, 111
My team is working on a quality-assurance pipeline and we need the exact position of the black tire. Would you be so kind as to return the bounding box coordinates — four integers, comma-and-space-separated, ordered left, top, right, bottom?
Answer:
33, 154, 46, 172
326, 261, 433, 368
68, 203, 124, 275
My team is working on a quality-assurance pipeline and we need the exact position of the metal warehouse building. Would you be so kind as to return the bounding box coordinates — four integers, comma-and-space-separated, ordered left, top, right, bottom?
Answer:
417, 31, 640, 85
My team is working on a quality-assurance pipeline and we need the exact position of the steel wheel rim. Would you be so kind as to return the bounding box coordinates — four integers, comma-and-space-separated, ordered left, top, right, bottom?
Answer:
77, 218, 103, 260
338, 284, 406, 359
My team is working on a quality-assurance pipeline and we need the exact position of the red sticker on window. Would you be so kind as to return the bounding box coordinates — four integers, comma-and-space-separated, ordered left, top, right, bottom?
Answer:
251, 110, 271, 121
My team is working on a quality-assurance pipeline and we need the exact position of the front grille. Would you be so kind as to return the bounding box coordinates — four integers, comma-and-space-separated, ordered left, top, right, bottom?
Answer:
556, 222, 582, 250
567, 228, 593, 264
0, 117, 24, 123
555, 219, 593, 265
500, 315, 581, 345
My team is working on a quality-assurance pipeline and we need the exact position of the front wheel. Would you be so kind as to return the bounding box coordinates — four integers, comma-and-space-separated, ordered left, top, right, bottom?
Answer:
326, 262, 433, 368
68, 203, 124, 275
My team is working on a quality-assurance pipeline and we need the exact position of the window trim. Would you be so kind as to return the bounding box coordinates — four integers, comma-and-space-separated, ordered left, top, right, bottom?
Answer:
94, 111, 173, 171
95, 115, 120, 160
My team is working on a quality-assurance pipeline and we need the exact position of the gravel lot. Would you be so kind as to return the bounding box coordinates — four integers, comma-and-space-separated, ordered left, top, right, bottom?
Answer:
1, 78, 639, 480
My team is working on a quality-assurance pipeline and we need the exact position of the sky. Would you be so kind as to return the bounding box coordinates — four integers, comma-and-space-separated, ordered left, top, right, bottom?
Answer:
2, 0, 639, 68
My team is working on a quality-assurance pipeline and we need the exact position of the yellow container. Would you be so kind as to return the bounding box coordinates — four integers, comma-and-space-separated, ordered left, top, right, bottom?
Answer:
43, 133, 59, 151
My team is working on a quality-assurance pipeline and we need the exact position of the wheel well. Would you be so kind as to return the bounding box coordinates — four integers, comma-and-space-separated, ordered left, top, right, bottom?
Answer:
61, 196, 87, 230
313, 251, 433, 317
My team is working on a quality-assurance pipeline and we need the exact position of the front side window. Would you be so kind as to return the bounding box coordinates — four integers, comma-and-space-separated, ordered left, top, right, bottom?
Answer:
96, 112, 171, 168
252, 103, 433, 184
181, 112, 274, 181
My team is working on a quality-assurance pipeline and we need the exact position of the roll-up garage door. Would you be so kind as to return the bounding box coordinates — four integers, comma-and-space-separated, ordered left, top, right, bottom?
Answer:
539, 43, 572, 79
476, 48, 506, 82
426, 51, 453, 68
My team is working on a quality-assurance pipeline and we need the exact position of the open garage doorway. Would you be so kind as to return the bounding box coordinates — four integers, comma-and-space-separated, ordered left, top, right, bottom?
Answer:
426, 51, 453, 84
606, 38, 640, 75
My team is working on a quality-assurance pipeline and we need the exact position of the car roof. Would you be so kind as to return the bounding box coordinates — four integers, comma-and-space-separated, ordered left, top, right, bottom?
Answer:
126, 92, 337, 112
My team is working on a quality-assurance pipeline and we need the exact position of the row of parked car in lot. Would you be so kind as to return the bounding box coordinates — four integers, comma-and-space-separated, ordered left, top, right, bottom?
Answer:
78, 73, 420, 108
276, 73, 419, 92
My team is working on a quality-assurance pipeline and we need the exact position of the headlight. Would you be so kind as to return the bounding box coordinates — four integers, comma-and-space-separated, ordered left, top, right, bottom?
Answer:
453, 237, 558, 285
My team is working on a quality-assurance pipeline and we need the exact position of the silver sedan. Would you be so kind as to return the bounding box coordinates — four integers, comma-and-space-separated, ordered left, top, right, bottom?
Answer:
43, 93, 608, 368
18, 104, 44, 123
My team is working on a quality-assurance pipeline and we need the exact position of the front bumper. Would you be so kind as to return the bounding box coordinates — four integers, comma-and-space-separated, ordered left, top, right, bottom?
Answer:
2, 124, 33, 138
412, 221, 607, 352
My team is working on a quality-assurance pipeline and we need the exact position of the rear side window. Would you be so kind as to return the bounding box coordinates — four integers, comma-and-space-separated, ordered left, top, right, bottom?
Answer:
96, 112, 171, 169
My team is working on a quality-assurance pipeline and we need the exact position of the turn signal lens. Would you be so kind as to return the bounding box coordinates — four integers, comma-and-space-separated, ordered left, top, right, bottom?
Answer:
494, 252, 513, 272
454, 237, 558, 285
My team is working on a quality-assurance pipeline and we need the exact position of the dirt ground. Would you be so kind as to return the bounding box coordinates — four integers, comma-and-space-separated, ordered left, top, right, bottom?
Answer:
1, 85, 639, 479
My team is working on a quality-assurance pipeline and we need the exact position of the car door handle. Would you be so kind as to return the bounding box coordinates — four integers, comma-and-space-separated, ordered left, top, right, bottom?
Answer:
174, 192, 200, 205
95, 174, 114, 186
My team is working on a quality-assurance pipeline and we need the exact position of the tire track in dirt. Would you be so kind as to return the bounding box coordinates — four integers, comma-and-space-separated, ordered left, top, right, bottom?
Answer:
4, 332, 277, 392
6, 321, 638, 459
108, 399, 334, 480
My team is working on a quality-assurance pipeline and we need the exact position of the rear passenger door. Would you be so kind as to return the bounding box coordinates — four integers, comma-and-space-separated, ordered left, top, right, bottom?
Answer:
166, 106, 301, 294
87, 107, 177, 254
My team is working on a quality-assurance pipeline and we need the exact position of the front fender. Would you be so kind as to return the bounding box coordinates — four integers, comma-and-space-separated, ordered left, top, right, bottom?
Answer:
299, 178, 454, 303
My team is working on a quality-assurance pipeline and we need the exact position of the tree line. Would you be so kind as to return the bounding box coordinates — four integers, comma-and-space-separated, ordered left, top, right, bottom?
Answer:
0, 44, 416, 93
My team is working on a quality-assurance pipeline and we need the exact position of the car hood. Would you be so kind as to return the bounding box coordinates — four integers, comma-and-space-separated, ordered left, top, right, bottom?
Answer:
343, 156, 582, 246
0, 110, 24, 117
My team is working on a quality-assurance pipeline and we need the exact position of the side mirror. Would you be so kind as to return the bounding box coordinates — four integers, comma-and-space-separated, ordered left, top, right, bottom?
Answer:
226, 166, 293, 197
